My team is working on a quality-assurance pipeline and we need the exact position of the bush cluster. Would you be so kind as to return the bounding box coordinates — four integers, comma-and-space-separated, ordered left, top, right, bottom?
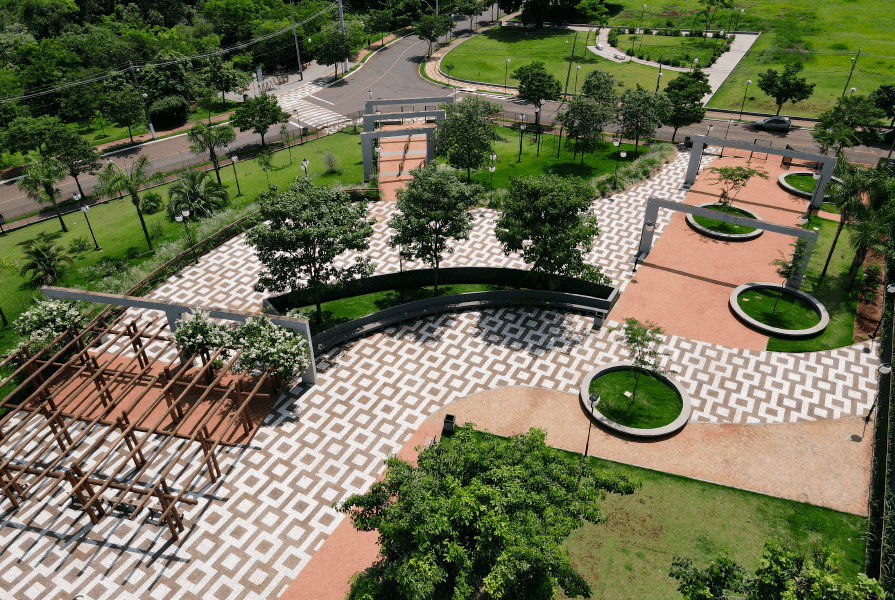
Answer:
592, 143, 675, 198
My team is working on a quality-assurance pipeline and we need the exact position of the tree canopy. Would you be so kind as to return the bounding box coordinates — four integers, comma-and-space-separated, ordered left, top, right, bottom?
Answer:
247, 177, 376, 320
44, 128, 101, 198
512, 61, 562, 107
812, 95, 886, 155
436, 95, 505, 181
315, 24, 353, 79
556, 96, 614, 163
870, 83, 895, 126
757, 61, 817, 116
413, 13, 453, 55
230, 93, 289, 147
338, 426, 640, 600
616, 85, 671, 156
495, 174, 610, 287
580, 69, 617, 107
662, 68, 712, 142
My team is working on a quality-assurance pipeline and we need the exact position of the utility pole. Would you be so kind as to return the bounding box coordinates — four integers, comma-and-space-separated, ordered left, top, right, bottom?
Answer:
288, 0, 304, 81
842, 48, 861, 98
337, 0, 349, 75
128, 61, 156, 140
563, 32, 578, 97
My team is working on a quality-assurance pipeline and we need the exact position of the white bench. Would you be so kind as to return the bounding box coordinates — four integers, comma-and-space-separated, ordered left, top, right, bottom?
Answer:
596, 43, 603, 50
614, 53, 626, 60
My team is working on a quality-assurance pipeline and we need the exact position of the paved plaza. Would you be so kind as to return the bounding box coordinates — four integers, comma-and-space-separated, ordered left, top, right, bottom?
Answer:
0, 147, 881, 600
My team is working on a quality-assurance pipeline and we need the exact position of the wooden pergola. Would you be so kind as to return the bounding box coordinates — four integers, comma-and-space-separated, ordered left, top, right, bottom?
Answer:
0, 300, 290, 540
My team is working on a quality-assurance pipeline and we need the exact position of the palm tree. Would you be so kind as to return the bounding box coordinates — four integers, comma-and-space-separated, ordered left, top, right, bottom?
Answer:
96, 156, 166, 250
18, 158, 69, 233
186, 122, 236, 186
19, 239, 75, 287
166, 170, 230, 220
844, 174, 895, 290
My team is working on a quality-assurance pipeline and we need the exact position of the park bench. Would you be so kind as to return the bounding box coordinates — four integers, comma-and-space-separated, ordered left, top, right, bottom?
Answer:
614, 53, 626, 60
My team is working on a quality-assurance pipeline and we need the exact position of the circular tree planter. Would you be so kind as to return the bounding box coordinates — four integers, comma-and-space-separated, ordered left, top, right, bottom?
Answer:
729, 282, 829, 338
578, 361, 692, 438
686, 202, 763, 241
777, 171, 843, 200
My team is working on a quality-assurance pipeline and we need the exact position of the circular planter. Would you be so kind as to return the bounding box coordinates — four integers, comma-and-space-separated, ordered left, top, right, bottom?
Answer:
777, 171, 843, 200
729, 282, 829, 338
686, 202, 763, 241
578, 361, 691, 438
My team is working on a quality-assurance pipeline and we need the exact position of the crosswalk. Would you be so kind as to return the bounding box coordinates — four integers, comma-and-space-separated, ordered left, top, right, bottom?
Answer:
276, 78, 328, 106
284, 99, 353, 130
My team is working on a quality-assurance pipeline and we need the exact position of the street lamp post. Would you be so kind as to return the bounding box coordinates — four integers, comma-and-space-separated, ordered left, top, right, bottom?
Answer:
842, 50, 862, 98
288, 0, 305, 81
706, 123, 714, 137
534, 103, 542, 156
725, 118, 733, 139
613, 138, 621, 186
583, 392, 599, 457
517, 115, 525, 162
302, 157, 310, 178
738, 79, 752, 123
850, 86, 857, 96
655, 54, 664, 92
733, 8, 744, 32
225, 146, 243, 196
489, 152, 496, 203
638, 4, 647, 54
175, 209, 199, 265
872, 284, 895, 339
692, 57, 699, 72
73, 193, 101, 250
574, 65, 581, 94
866, 362, 893, 426
505, 58, 510, 93
293, 110, 305, 144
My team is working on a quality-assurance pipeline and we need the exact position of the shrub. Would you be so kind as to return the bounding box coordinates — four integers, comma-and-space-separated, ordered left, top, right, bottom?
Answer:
173, 309, 231, 359
607, 28, 619, 46
665, 19, 674, 27
230, 315, 311, 385
80, 257, 128, 279
149, 221, 165, 239
140, 191, 163, 214
15, 299, 83, 349
626, 49, 635, 57
149, 95, 189, 129
627, 26, 636, 34
167, 170, 230, 220
862, 263, 883, 303
19, 239, 75, 287
68, 236, 90, 252
322, 150, 343, 175
637, 54, 644, 60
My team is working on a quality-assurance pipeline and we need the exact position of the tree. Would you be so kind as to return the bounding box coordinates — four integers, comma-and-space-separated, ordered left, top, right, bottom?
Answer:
22, 0, 79, 40
337, 425, 640, 600
44, 129, 101, 199
205, 57, 250, 107
870, 83, 895, 126
365, 10, 393, 47
203, 0, 256, 44
697, 0, 733, 45
580, 69, 617, 108
621, 318, 670, 410
0, 115, 60, 156
230, 93, 289, 148
315, 25, 352, 80
495, 174, 609, 287
577, 0, 609, 52
412, 14, 452, 55
388, 167, 482, 295
812, 95, 886, 155
256, 147, 274, 188
757, 61, 817, 116
556, 97, 614, 164
616, 85, 671, 156
18, 157, 69, 233
455, 0, 485, 34
187, 122, 236, 185
247, 178, 376, 321
663, 68, 712, 142
513, 61, 562, 108
166, 170, 230, 220
707, 165, 768, 212
820, 155, 876, 278
102, 81, 144, 143
95, 156, 166, 250
19, 239, 75, 287
771, 238, 808, 312
436, 96, 505, 181
518, 0, 551, 28
670, 539, 885, 600
843, 170, 895, 290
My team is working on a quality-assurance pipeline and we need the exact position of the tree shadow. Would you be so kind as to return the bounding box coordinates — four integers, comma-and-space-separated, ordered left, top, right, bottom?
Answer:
17, 230, 63, 248
471, 306, 590, 357
544, 161, 598, 178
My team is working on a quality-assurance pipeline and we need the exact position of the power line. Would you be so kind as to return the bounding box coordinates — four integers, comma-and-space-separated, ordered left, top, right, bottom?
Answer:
0, 4, 336, 104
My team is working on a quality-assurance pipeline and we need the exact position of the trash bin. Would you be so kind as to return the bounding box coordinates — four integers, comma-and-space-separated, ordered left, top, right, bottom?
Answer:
443, 414, 456, 435
684, 136, 692, 148
593, 310, 607, 329
302, 127, 309, 136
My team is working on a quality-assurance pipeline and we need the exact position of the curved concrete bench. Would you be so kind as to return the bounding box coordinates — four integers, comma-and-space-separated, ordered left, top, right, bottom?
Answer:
729, 282, 829, 338
685, 202, 763, 242
578, 361, 691, 439
777, 171, 843, 201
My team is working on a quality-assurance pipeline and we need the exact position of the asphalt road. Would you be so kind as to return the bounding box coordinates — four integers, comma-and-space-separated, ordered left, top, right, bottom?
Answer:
2, 12, 892, 222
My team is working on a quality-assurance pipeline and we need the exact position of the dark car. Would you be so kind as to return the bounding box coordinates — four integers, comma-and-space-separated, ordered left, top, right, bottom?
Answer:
753, 116, 792, 131
881, 128, 895, 144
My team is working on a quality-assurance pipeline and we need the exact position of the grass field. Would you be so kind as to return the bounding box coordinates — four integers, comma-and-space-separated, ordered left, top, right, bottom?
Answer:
468, 126, 644, 192
692, 204, 759, 234
588, 370, 682, 429
441, 29, 680, 95
0, 131, 365, 356
445, 430, 866, 600
739, 286, 823, 330
785, 173, 817, 192
766, 215, 861, 352
615, 33, 726, 65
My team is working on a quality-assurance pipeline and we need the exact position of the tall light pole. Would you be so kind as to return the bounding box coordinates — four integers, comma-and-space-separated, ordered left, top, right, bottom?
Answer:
866, 362, 893, 426
535, 102, 543, 156
738, 79, 752, 123
726, 7, 737, 33
574, 65, 581, 94
655, 54, 663, 93
692, 57, 699, 72
733, 8, 744, 32
225, 146, 243, 196
175, 209, 199, 265
128, 61, 156, 140
850, 87, 857, 96
489, 153, 496, 204
706, 123, 714, 137
725, 118, 733, 138
638, 4, 647, 54
505, 58, 510, 93
842, 50, 862, 98
613, 138, 621, 187
73, 193, 101, 251
517, 115, 525, 163
288, 0, 305, 81
583, 392, 599, 457
336, 0, 349, 74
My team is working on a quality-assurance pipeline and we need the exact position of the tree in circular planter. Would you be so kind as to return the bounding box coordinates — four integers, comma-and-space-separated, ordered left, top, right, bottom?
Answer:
695, 165, 769, 235
769, 237, 809, 314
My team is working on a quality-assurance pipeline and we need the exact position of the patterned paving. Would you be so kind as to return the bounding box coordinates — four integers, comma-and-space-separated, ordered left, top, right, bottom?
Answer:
0, 147, 881, 600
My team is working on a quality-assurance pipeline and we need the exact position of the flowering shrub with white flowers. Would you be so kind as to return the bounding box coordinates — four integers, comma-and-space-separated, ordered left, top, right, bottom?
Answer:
172, 310, 231, 358
15, 299, 83, 350
231, 315, 310, 384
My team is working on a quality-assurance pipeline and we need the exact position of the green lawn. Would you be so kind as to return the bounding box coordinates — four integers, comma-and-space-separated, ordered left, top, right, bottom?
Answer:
0, 131, 365, 356
766, 215, 860, 352
692, 204, 758, 235
615, 33, 727, 65
785, 173, 817, 193
739, 287, 823, 330
444, 429, 866, 600
588, 370, 682, 429
441, 28, 680, 95
467, 126, 644, 193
